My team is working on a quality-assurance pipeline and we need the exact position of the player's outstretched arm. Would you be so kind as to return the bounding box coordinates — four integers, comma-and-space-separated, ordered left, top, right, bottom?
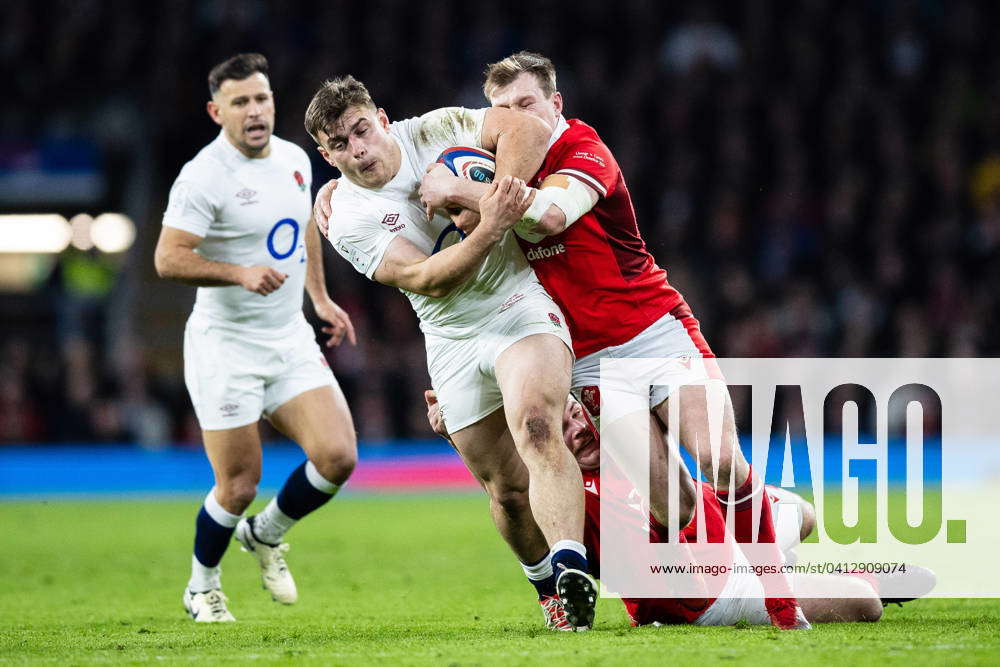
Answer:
154, 226, 287, 295
372, 176, 533, 298
305, 217, 356, 346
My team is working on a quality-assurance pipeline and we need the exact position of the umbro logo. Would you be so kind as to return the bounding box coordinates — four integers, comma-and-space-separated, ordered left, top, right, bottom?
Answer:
236, 188, 259, 206
381, 213, 405, 232
220, 403, 240, 417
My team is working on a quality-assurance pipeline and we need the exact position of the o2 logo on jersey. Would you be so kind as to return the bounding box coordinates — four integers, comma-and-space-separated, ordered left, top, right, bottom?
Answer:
267, 218, 305, 262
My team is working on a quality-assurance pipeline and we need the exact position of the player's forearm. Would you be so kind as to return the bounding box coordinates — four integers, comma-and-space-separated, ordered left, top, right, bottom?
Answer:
406, 226, 505, 298
491, 113, 550, 183
447, 179, 491, 212
304, 218, 330, 303
155, 247, 245, 287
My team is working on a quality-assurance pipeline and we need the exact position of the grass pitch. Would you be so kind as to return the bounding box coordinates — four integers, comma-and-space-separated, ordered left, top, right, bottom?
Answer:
2, 494, 998, 665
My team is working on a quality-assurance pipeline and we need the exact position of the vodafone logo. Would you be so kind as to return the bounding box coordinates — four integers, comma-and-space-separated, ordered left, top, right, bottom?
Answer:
525, 243, 566, 261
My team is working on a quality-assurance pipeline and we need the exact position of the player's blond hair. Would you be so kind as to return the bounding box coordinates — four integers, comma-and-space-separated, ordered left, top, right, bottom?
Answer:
483, 51, 557, 101
304, 76, 377, 146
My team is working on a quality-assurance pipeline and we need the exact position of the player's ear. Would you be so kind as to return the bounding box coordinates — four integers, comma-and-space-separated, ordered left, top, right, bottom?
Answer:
376, 108, 390, 131
316, 145, 334, 166
551, 91, 564, 116
206, 100, 222, 126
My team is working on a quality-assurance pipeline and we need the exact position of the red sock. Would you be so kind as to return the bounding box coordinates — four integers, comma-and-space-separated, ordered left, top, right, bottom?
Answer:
717, 468, 804, 629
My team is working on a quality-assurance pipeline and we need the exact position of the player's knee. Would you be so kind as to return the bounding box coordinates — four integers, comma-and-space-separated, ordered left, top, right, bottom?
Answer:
492, 486, 531, 519
799, 501, 817, 541
650, 480, 697, 531
311, 447, 357, 486
216, 479, 258, 513
849, 595, 883, 622
514, 411, 558, 456
485, 475, 531, 518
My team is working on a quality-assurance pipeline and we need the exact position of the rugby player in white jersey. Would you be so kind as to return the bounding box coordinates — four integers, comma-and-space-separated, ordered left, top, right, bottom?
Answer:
154, 54, 358, 623
303, 76, 597, 630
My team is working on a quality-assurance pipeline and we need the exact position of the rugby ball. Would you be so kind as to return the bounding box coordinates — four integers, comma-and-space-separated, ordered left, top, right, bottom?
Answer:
436, 147, 495, 183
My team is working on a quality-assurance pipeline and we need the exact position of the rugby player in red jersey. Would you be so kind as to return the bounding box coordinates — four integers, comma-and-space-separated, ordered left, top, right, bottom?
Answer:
314, 53, 839, 629
414, 51, 806, 628
425, 390, 923, 629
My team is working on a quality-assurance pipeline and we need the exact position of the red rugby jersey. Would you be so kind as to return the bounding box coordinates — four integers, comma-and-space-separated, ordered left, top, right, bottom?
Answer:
521, 119, 684, 357
582, 470, 730, 625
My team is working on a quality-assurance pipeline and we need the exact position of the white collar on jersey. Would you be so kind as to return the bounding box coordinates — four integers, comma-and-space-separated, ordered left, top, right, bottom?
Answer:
215, 129, 273, 164
547, 115, 571, 150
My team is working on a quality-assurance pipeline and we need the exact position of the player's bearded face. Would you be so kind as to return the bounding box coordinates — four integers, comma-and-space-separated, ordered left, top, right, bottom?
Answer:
489, 72, 562, 133
210, 73, 274, 157
563, 399, 600, 471
319, 106, 399, 189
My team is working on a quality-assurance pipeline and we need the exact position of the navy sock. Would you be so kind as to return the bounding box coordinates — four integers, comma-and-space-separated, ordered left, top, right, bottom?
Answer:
276, 461, 335, 520
193, 506, 236, 568
533, 574, 557, 599
522, 553, 558, 599
551, 548, 588, 575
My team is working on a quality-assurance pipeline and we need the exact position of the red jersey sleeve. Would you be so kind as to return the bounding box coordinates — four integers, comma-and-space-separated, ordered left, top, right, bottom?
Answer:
552, 136, 619, 199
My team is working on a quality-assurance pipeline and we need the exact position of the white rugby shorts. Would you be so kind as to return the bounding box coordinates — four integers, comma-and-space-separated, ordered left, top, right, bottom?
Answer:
183, 313, 337, 430
572, 310, 717, 420
425, 286, 573, 433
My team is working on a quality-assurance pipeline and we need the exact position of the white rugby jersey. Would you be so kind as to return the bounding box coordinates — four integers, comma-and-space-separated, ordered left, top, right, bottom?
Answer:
326, 107, 538, 339
162, 131, 313, 332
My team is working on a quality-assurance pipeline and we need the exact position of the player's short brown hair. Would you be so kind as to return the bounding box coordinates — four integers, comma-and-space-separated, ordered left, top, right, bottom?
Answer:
304, 76, 377, 146
483, 51, 557, 101
208, 53, 269, 96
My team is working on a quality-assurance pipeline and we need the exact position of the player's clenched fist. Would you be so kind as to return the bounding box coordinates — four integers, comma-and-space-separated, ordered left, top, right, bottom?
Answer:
239, 265, 288, 295
478, 175, 535, 233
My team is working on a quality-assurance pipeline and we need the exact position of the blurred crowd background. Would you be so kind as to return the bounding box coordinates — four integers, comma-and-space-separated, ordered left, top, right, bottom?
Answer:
2, 0, 998, 446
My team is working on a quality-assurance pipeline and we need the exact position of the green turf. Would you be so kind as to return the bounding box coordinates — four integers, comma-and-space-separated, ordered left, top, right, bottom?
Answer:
1, 494, 998, 665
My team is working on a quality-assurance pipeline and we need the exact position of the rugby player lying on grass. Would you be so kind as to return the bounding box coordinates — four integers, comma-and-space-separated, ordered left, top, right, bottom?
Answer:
425, 391, 934, 629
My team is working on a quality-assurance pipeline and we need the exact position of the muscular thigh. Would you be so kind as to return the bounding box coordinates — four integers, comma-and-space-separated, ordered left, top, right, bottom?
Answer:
202, 422, 263, 484
267, 383, 355, 461
495, 332, 572, 425
449, 408, 528, 492
427, 286, 572, 435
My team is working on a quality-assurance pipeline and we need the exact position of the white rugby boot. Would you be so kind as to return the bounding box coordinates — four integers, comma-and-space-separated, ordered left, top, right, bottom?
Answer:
235, 515, 298, 604
183, 588, 236, 622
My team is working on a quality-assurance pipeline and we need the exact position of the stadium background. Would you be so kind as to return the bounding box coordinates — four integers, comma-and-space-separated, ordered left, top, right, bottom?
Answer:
4, 0, 999, 453
4, 2, 1000, 663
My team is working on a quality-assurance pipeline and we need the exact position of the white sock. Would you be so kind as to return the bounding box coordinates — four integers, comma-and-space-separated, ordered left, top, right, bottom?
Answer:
253, 463, 341, 544
521, 555, 554, 582
188, 554, 221, 592
203, 488, 242, 528
305, 460, 340, 494
549, 539, 587, 559
253, 497, 297, 545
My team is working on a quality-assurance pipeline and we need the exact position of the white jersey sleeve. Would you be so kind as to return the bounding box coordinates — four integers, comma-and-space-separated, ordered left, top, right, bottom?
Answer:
162, 169, 219, 238
326, 195, 397, 280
